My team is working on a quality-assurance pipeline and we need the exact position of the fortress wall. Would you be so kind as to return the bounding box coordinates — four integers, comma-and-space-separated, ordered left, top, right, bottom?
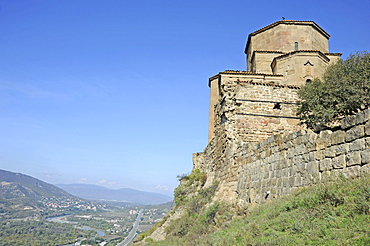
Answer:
196, 78, 305, 203
237, 109, 370, 205
194, 108, 370, 206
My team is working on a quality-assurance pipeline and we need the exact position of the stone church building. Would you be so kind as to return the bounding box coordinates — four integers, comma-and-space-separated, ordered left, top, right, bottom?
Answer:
208, 20, 342, 143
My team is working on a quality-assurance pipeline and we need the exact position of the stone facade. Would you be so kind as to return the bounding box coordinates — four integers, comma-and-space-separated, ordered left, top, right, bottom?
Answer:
208, 20, 341, 141
246, 20, 341, 85
196, 21, 370, 206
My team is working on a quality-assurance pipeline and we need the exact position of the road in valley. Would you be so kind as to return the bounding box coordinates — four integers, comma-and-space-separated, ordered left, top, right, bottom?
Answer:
116, 209, 144, 246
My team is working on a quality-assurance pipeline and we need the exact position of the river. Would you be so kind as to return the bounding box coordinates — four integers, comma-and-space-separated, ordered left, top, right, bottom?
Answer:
46, 215, 105, 236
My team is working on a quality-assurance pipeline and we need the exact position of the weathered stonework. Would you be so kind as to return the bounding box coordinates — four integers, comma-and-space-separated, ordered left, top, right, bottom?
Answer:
194, 109, 370, 206
208, 20, 341, 141
195, 21, 369, 206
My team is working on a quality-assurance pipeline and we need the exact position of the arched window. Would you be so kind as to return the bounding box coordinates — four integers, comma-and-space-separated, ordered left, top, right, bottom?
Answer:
306, 79, 312, 85
294, 42, 298, 51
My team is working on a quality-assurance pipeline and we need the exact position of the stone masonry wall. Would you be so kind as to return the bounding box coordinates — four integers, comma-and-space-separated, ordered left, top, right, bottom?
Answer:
196, 78, 304, 203
233, 81, 302, 142
194, 109, 370, 206
213, 78, 303, 144
236, 109, 370, 205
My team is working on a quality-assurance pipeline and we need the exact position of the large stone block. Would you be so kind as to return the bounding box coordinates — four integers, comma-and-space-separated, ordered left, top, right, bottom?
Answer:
346, 125, 365, 142
349, 138, 365, 152
356, 108, 370, 125
331, 130, 346, 145
346, 151, 361, 166
315, 150, 324, 160
319, 158, 332, 171
282, 177, 288, 187
306, 160, 319, 174
366, 121, 370, 136
275, 169, 282, 179
304, 132, 317, 151
276, 178, 282, 187
316, 132, 332, 150
292, 155, 304, 165
293, 136, 303, 145
294, 175, 302, 187
361, 149, 370, 164
283, 168, 290, 177
341, 166, 360, 179
325, 146, 336, 158
333, 143, 349, 156
297, 161, 306, 174
360, 164, 370, 174
295, 144, 306, 155
308, 152, 315, 162
365, 137, 370, 148
341, 115, 356, 129
332, 155, 346, 169
300, 153, 311, 163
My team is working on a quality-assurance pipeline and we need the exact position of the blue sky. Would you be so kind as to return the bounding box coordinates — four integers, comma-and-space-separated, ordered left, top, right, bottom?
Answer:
0, 0, 369, 196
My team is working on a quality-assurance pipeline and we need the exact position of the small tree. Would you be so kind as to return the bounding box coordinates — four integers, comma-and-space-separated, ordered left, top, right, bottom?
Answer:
297, 51, 370, 130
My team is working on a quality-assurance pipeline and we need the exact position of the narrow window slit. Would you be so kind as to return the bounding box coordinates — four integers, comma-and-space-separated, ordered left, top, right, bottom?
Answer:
273, 103, 281, 110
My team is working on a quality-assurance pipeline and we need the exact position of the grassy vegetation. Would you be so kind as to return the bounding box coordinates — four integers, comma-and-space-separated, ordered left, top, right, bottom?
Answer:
174, 169, 208, 206
145, 175, 370, 245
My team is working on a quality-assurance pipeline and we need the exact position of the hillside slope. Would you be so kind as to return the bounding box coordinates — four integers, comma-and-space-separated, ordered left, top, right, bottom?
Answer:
0, 169, 79, 218
0, 169, 73, 200
136, 174, 370, 245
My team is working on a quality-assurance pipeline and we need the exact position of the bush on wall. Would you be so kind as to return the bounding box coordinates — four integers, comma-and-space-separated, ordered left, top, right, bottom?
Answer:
297, 51, 370, 130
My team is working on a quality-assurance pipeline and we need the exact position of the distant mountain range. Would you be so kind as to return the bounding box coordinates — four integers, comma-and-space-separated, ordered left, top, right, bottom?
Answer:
0, 169, 80, 218
0, 169, 74, 200
0, 168, 172, 218
56, 183, 172, 205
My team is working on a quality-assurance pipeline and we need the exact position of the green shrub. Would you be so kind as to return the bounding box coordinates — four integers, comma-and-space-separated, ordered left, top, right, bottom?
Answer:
174, 169, 208, 206
188, 169, 207, 185
176, 173, 189, 181
174, 185, 188, 206
165, 215, 193, 237
297, 51, 370, 129
202, 202, 220, 225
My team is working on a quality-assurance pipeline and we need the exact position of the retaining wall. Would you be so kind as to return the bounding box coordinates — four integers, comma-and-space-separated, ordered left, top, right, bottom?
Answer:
194, 109, 370, 206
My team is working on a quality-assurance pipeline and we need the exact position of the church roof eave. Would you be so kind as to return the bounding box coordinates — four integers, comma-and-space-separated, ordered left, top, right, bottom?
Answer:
208, 70, 283, 87
271, 50, 331, 64
244, 20, 330, 55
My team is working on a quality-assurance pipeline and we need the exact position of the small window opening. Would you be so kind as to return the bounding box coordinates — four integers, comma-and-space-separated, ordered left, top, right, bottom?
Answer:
306, 79, 312, 85
220, 113, 227, 124
294, 42, 299, 51
273, 102, 281, 110
265, 191, 270, 200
